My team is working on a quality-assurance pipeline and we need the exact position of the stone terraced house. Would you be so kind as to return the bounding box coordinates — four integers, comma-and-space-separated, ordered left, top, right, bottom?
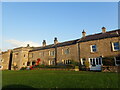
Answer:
0, 27, 120, 71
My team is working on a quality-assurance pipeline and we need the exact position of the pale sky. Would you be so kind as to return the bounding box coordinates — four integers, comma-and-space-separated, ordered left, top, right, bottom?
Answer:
1, 2, 119, 51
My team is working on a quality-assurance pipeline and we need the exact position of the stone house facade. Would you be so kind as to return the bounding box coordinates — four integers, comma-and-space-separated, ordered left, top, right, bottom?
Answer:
0, 50, 12, 70
0, 27, 120, 70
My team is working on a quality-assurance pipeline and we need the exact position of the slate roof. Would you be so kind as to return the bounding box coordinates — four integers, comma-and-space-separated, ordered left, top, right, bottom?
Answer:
30, 39, 79, 52
78, 29, 120, 42
30, 29, 120, 52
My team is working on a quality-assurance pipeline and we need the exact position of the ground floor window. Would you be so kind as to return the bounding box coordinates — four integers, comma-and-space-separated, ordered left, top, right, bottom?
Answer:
32, 61, 36, 65
27, 62, 30, 66
89, 57, 102, 66
63, 60, 71, 64
0, 65, 3, 69
49, 60, 55, 65
81, 58, 86, 65
115, 56, 120, 66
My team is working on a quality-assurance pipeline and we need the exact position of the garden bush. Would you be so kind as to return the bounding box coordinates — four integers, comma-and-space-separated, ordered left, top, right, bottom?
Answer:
102, 57, 115, 66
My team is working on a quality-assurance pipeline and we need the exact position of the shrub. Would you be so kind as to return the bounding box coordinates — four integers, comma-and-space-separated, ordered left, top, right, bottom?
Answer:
79, 65, 86, 71
84, 60, 89, 68
102, 57, 115, 66
20, 67, 27, 70
71, 60, 79, 66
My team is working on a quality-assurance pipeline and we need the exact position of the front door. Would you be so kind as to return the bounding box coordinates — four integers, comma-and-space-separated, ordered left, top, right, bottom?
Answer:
89, 57, 102, 71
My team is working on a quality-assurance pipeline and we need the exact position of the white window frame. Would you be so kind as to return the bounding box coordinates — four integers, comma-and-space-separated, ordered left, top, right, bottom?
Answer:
63, 60, 71, 64
81, 58, 86, 65
49, 51, 55, 56
89, 57, 102, 66
64, 48, 70, 54
90, 45, 97, 52
0, 65, 3, 69
114, 56, 120, 66
112, 42, 120, 51
49, 51, 50, 56
49, 60, 55, 65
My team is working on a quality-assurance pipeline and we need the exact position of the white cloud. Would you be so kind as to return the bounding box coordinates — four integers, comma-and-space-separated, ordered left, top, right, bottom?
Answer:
6, 39, 40, 47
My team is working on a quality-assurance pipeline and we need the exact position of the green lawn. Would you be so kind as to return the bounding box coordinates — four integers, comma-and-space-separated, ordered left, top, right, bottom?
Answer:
2, 70, 119, 88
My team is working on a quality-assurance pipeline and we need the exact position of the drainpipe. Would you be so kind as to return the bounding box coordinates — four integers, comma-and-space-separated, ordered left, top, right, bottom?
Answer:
55, 45, 57, 65
77, 42, 81, 66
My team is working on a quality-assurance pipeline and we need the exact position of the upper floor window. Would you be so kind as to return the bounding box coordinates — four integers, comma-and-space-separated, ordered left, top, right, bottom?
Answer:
49, 51, 55, 56
112, 42, 120, 51
65, 48, 70, 54
43, 52, 44, 56
91, 45, 97, 52
24, 54, 26, 58
62, 49, 64, 55
32, 53, 34, 58
14, 53, 18, 58
39, 52, 42, 56
1, 59, 4, 62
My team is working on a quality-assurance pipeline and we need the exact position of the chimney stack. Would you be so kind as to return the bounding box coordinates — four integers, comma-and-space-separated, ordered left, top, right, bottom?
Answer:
54, 37, 58, 44
82, 30, 86, 37
102, 27, 106, 33
42, 40, 46, 47
27, 44, 30, 47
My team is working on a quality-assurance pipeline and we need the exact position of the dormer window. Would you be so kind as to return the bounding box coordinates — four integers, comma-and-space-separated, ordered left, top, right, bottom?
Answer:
91, 45, 97, 52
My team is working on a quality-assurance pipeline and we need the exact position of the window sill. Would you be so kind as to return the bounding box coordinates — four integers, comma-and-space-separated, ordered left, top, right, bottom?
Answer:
90, 52, 98, 54
113, 49, 120, 52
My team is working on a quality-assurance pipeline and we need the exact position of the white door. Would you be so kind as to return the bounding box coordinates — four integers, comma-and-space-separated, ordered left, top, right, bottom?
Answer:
89, 57, 102, 71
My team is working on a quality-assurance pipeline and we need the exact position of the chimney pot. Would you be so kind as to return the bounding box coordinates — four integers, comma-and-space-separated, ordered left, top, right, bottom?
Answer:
27, 44, 30, 47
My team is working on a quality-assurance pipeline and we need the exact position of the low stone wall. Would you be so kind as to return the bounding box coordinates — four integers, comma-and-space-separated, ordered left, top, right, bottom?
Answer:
102, 66, 120, 72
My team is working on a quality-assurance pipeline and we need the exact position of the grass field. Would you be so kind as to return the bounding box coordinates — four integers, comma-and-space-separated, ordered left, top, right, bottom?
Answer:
2, 70, 119, 88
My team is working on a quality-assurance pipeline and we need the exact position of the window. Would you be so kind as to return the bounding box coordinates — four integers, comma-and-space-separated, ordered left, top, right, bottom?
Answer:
27, 62, 30, 66
32, 61, 36, 65
91, 45, 97, 52
115, 56, 120, 66
49, 51, 55, 56
1, 59, 4, 62
49, 60, 55, 65
112, 42, 120, 51
0, 65, 3, 69
39, 52, 41, 56
29, 53, 33, 58
65, 48, 70, 54
14, 53, 18, 58
43, 52, 44, 56
81, 58, 86, 65
89, 58, 102, 66
24, 54, 26, 58
63, 60, 71, 64
62, 49, 64, 55
23, 63, 25, 65
32, 53, 34, 58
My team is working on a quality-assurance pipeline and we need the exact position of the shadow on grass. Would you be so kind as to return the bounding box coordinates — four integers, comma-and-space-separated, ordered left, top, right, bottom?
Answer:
2, 84, 39, 90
